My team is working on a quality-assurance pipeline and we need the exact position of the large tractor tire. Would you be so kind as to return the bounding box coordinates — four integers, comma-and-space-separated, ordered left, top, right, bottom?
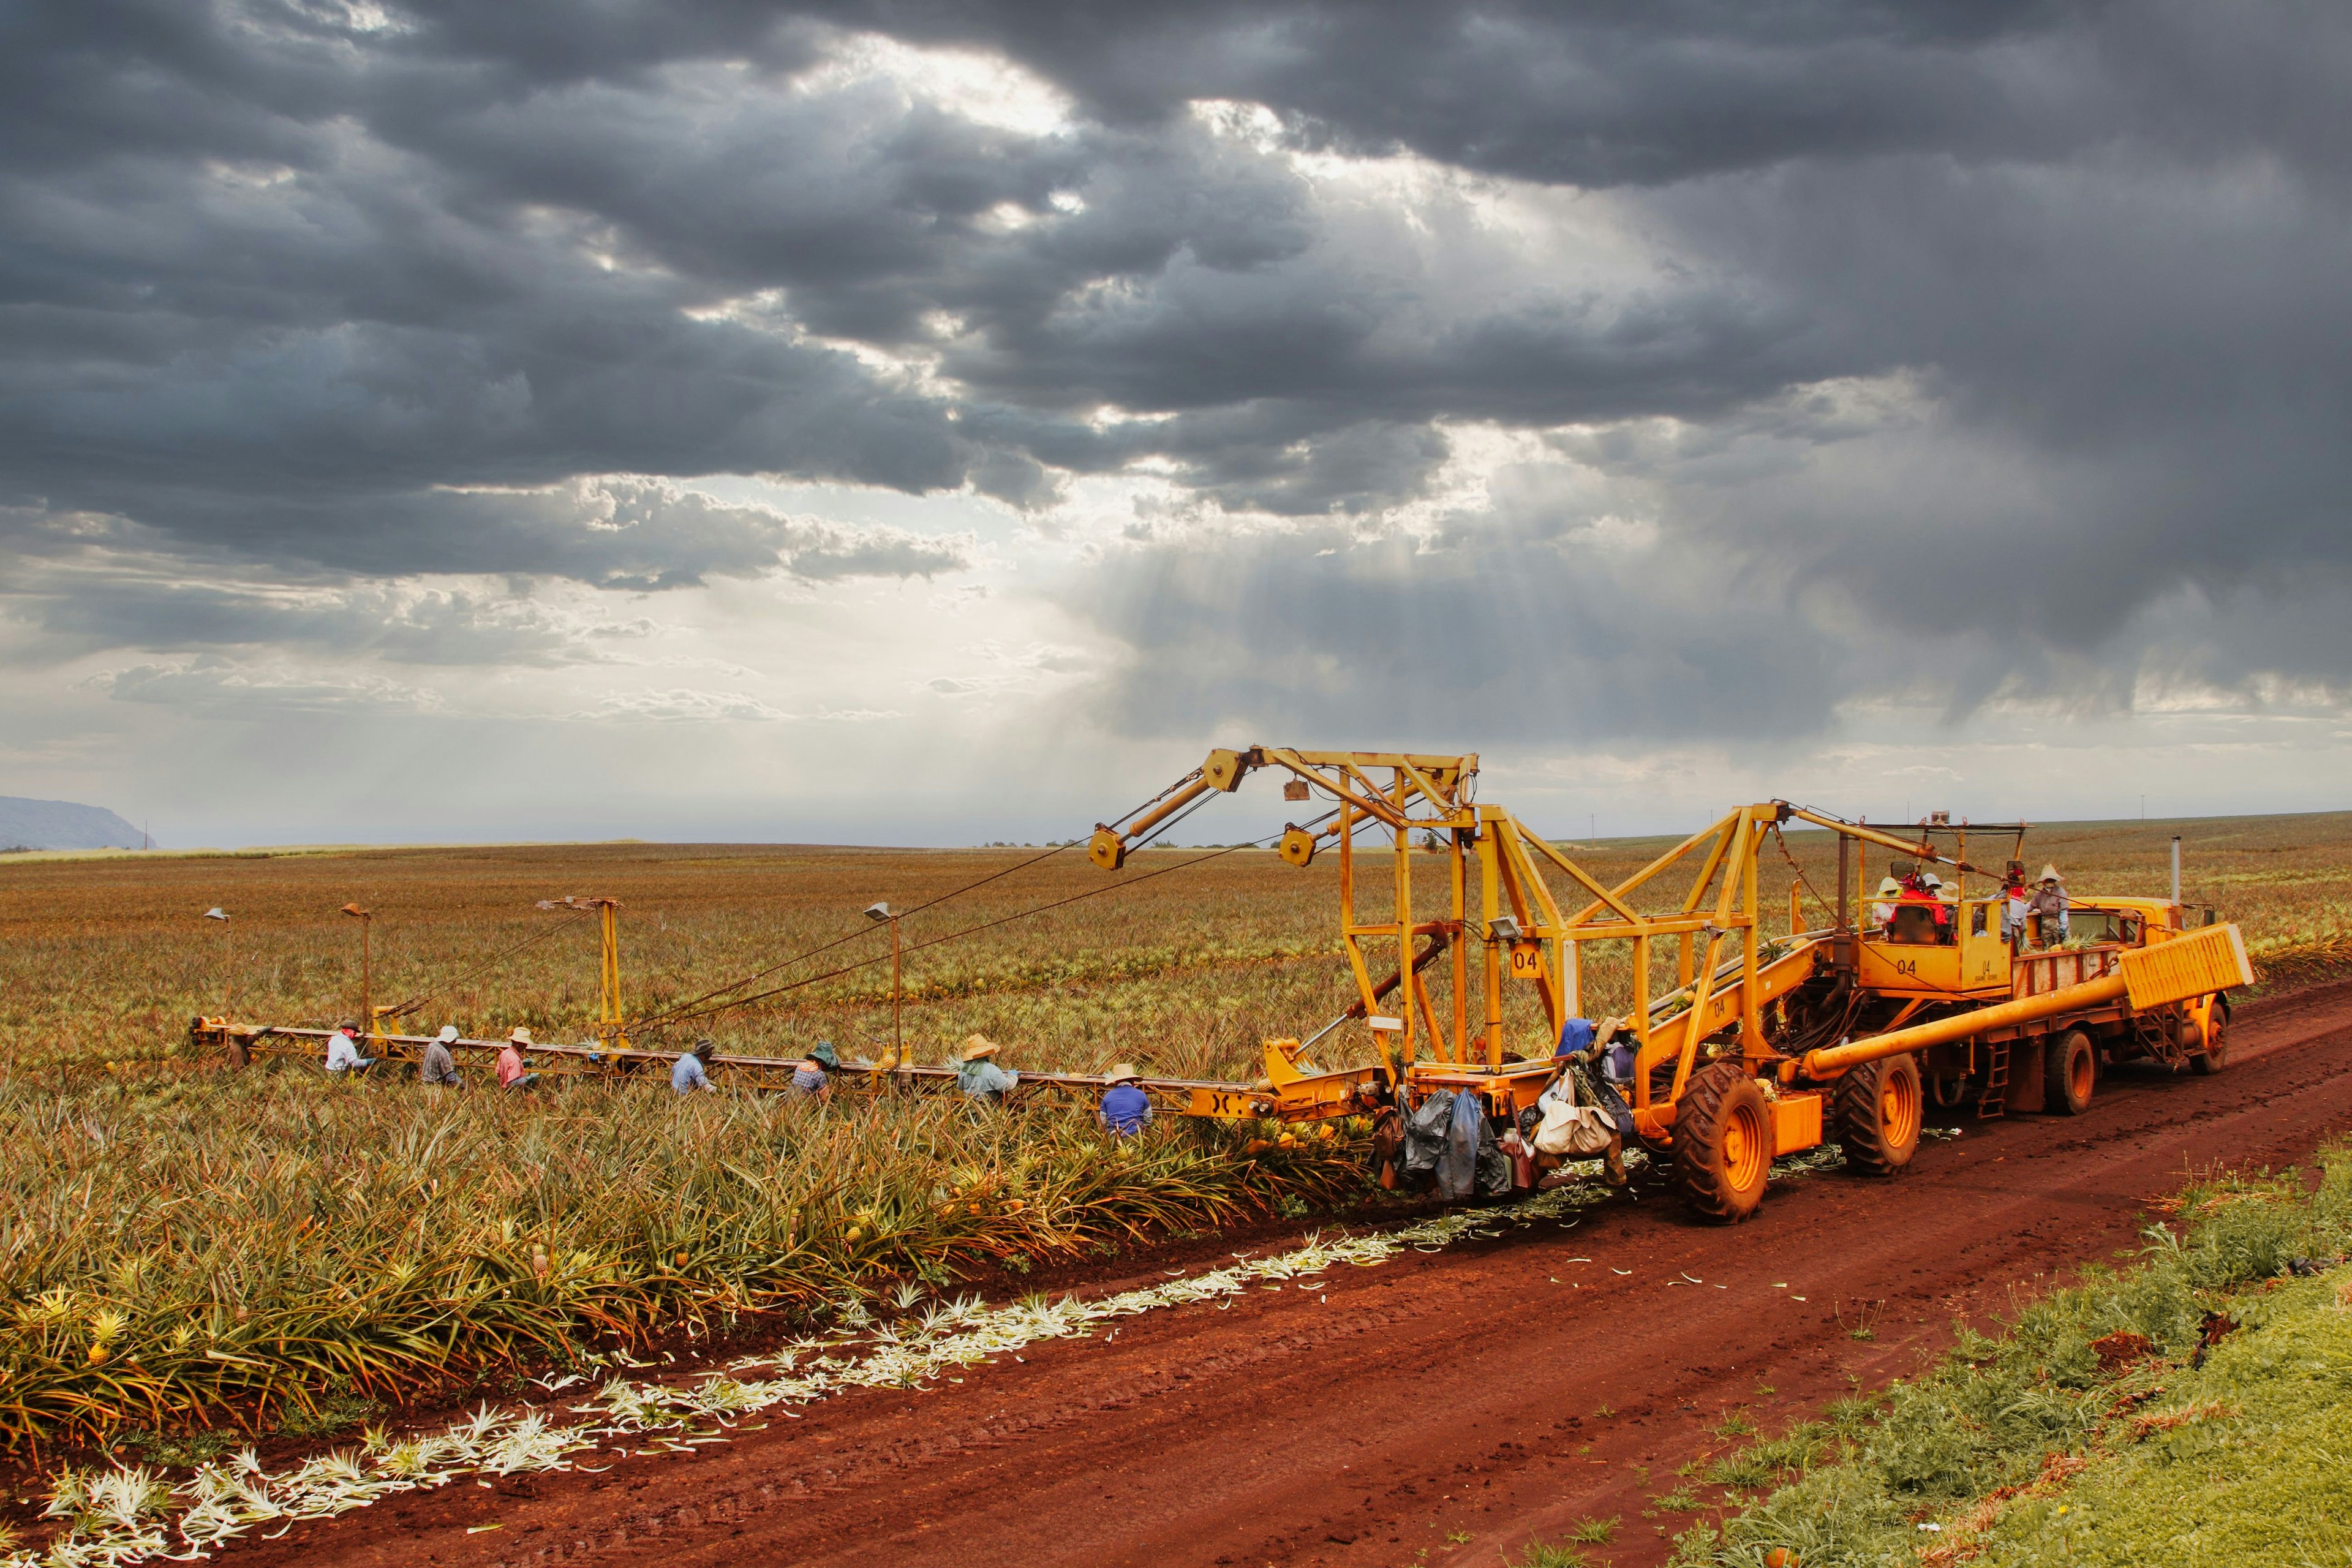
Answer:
1673, 1061, 1774, 1224
2045, 1028, 2097, 1114
2191, 1005, 2230, 1075
1833, 1052, 1923, 1176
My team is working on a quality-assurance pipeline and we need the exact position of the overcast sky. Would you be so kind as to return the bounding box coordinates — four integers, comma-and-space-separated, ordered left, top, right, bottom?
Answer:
5, 1, 2348, 848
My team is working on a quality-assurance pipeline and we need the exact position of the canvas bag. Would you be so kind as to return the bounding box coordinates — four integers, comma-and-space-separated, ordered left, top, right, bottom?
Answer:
1534, 1065, 1620, 1156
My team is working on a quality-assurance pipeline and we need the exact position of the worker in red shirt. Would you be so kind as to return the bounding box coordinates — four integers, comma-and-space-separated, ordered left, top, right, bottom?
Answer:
497, 1026, 540, 1090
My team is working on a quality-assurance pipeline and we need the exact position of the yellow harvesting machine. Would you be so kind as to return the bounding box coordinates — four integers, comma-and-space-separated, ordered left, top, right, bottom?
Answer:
1088, 748, 2252, 1222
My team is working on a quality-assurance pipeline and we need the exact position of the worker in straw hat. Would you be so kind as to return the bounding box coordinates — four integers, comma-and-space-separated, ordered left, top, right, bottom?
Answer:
1097, 1062, 1152, 1136
2027, 864, 2070, 948
1869, 875, 1902, 932
956, 1034, 1019, 1105
497, 1026, 540, 1091
421, 1025, 462, 1088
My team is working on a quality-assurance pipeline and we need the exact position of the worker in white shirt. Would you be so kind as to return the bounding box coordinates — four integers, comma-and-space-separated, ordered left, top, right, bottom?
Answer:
325, 1020, 376, 1075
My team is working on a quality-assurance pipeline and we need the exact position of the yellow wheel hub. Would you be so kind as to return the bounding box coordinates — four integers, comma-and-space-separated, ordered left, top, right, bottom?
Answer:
1724, 1103, 1770, 1191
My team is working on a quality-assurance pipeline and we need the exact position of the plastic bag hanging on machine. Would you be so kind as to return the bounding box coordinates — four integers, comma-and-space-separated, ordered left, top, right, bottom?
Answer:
1437, 1085, 1485, 1200
1401, 1090, 1454, 1183
1476, 1112, 1513, 1198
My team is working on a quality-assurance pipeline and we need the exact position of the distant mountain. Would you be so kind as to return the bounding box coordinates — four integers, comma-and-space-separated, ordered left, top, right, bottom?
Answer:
0, 796, 148, 851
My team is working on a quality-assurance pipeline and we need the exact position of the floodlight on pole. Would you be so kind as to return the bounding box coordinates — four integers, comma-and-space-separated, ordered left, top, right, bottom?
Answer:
865, 902, 903, 1065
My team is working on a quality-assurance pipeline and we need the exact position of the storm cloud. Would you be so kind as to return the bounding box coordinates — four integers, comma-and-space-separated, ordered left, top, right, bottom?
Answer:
2, 1, 2347, 840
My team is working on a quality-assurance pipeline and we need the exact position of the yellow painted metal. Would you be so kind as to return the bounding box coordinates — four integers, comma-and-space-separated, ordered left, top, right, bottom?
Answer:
1797, 921, 2250, 1078
2122, 922, 2254, 1009
1803, 970, 2128, 1076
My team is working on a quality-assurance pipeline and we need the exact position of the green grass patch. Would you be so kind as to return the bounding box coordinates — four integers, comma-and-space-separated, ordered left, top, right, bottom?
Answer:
1668, 1139, 2352, 1567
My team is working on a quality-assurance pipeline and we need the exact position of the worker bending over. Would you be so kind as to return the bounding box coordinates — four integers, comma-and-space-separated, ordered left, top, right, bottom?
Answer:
497, 1027, 540, 1090
957, 1034, 1018, 1104
421, 1025, 462, 1087
789, 1041, 839, 1097
672, 1036, 719, 1093
1097, 1063, 1152, 1135
325, 1020, 375, 1076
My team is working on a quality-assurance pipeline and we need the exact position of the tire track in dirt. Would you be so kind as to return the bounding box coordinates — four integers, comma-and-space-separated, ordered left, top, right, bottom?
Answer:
236, 981, 2352, 1568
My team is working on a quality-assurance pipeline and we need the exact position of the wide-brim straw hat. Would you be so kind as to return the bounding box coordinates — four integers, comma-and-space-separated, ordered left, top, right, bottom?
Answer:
2038, 864, 2062, 884
1103, 1062, 1142, 1084
508, 1026, 533, 1046
961, 1033, 1000, 1061
1875, 877, 1901, 896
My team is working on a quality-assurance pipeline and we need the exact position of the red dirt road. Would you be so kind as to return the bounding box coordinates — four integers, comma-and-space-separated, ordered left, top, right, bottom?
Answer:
242, 983, 2352, 1568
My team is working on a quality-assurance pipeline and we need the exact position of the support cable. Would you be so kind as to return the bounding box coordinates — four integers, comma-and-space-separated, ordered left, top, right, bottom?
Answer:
644, 831, 1287, 1033
380, 909, 593, 1020
631, 781, 1292, 1033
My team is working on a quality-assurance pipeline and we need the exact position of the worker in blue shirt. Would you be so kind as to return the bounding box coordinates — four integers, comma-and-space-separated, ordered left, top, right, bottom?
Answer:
957, 1035, 1019, 1104
672, 1037, 718, 1094
1097, 1063, 1152, 1135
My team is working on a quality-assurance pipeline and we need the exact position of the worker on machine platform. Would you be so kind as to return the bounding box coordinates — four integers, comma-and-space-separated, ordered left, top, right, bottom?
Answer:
1870, 876, 1901, 930
1886, 867, 1954, 945
957, 1034, 1019, 1104
2001, 861, 2031, 949
2027, 865, 2071, 948
1097, 1062, 1153, 1135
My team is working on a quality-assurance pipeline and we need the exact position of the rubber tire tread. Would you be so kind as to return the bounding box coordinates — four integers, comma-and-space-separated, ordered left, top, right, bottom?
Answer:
2045, 1028, 2095, 1114
1833, 1052, 1921, 1177
1673, 1060, 1772, 1225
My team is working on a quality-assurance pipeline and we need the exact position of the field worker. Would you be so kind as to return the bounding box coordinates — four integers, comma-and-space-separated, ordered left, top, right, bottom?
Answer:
421, 1025, 462, 1087
673, 1036, 719, 1094
788, 1040, 840, 1097
497, 1027, 540, 1091
324, 1020, 375, 1076
2029, 865, 2071, 947
957, 1034, 1018, 1104
1098, 1063, 1152, 1135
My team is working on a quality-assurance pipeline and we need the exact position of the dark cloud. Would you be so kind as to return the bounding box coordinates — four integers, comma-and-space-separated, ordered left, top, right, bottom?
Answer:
2, 0, 2348, 736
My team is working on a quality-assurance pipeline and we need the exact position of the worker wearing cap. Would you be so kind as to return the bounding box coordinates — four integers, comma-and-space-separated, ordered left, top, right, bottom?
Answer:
672, 1036, 718, 1093
1097, 1063, 1152, 1135
2028, 865, 2070, 947
789, 1041, 839, 1097
957, 1034, 1018, 1104
421, 1025, 462, 1087
325, 1020, 375, 1076
497, 1027, 540, 1090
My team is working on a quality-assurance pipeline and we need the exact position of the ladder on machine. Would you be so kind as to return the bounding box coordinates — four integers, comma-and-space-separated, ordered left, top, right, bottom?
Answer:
1976, 1037, 2011, 1118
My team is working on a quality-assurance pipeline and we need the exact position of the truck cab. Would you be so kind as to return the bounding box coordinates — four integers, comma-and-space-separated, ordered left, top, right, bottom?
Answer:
1858, 894, 2013, 998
